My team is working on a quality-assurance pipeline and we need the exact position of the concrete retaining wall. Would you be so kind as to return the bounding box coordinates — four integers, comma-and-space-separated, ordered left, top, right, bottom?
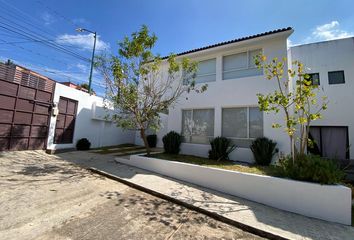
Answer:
115, 155, 352, 225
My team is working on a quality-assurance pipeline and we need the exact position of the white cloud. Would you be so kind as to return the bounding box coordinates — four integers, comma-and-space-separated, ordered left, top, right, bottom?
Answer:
304, 21, 353, 43
55, 33, 110, 51
41, 12, 55, 26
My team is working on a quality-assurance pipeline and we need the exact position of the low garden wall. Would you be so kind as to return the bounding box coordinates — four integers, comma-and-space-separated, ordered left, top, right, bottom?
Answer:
115, 154, 352, 225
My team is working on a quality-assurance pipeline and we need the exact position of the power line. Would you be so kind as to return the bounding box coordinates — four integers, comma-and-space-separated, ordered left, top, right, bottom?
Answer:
36, 0, 81, 29
0, 21, 91, 62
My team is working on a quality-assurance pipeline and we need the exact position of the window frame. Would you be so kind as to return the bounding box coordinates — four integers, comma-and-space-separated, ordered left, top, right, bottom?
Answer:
195, 58, 217, 81
307, 73, 320, 86
221, 106, 263, 144
328, 70, 345, 85
222, 49, 263, 79
181, 108, 215, 144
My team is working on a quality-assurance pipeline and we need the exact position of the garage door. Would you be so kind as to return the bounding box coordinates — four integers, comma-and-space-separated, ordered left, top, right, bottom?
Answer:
0, 63, 55, 151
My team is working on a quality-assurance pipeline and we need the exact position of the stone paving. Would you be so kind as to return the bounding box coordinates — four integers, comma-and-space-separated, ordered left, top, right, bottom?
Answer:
57, 151, 354, 240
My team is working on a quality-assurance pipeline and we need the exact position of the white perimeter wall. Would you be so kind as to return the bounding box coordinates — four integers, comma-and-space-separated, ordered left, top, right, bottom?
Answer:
167, 32, 292, 163
47, 83, 135, 150
290, 37, 354, 159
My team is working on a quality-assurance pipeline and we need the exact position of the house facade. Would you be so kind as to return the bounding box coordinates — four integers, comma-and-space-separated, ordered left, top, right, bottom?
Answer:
139, 29, 354, 163
165, 28, 293, 162
290, 37, 354, 160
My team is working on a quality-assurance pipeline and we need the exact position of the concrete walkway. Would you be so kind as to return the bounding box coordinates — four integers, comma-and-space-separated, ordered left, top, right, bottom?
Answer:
58, 151, 354, 240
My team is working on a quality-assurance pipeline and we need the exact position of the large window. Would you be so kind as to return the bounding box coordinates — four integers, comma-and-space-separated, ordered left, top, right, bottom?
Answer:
195, 58, 216, 83
222, 49, 263, 80
328, 70, 345, 84
182, 109, 214, 144
222, 107, 263, 147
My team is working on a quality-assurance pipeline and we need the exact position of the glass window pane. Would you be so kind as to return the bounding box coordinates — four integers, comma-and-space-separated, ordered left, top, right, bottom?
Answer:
222, 108, 247, 138
249, 107, 263, 138
192, 109, 214, 137
223, 68, 262, 80
182, 110, 192, 142
328, 71, 345, 84
308, 73, 320, 85
249, 49, 262, 68
197, 58, 216, 76
223, 52, 247, 71
195, 73, 216, 83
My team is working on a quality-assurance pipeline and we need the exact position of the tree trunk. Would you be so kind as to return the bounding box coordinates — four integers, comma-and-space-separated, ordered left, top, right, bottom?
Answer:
140, 128, 151, 156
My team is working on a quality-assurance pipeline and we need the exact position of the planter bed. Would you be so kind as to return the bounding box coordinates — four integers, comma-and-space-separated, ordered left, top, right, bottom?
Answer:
115, 154, 352, 225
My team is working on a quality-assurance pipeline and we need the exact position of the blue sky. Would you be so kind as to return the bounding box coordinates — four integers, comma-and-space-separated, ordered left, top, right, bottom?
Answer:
1, 0, 353, 95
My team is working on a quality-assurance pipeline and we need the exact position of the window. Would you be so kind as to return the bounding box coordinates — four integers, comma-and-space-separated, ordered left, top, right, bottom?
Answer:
328, 71, 345, 84
195, 58, 216, 83
222, 49, 263, 80
307, 73, 320, 85
222, 107, 263, 147
308, 126, 349, 159
182, 109, 214, 144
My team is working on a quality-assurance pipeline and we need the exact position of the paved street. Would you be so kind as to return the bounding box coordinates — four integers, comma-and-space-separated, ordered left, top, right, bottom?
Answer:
0, 150, 263, 240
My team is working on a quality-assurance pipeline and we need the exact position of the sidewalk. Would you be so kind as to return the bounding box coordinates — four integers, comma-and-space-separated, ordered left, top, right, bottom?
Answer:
58, 151, 354, 240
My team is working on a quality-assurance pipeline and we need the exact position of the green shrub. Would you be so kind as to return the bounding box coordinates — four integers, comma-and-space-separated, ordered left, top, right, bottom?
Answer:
208, 137, 236, 161
276, 154, 345, 184
162, 131, 182, 154
250, 137, 278, 166
76, 138, 91, 150
147, 134, 157, 148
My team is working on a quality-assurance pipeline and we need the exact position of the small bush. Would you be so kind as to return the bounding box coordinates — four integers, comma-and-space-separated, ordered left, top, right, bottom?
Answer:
147, 134, 157, 148
162, 131, 182, 154
76, 138, 91, 151
208, 137, 236, 161
250, 137, 278, 166
276, 154, 345, 184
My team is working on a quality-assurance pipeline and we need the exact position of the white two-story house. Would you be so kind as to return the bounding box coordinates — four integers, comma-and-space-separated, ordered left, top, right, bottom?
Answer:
136, 28, 354, 163
166, 28, 293, 163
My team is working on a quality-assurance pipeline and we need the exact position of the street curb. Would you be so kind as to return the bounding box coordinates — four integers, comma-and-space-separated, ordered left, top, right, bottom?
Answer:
88, 167, 289, 240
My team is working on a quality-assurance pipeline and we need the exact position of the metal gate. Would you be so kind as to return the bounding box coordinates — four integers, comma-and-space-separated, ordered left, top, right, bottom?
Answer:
0, 63, 55, 151
54, 97, 77, 144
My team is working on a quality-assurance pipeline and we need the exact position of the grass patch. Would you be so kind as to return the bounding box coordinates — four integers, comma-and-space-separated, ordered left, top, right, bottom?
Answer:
148, 153, 278, 176
92, 143, 144, 154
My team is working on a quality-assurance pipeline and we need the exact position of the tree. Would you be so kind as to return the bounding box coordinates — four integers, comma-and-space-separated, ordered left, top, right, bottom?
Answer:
95, 25, 207, 155
79, 83, 95, 94
254, 55, 328, 162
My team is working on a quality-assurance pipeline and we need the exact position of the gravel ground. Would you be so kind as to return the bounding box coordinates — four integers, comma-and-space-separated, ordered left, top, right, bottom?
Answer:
0, 150, 264, 240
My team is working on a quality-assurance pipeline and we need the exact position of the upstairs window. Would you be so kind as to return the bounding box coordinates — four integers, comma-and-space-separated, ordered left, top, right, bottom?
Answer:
307, 73, 320, 85
328, 71, 345, 85
195, 58, 216, 83
222, 49, 263, 80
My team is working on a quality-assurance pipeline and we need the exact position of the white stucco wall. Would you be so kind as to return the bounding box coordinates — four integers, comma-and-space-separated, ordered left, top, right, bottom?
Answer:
290, 37, 354, 159
47, 83, 135, 150
167, 31, 293, 163
116, 155, 352, 225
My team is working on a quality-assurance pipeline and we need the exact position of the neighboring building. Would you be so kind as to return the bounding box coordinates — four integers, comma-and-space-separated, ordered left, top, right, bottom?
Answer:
290, 37, 354, 160
61, 81, 90, 94
0, 62, 135, 152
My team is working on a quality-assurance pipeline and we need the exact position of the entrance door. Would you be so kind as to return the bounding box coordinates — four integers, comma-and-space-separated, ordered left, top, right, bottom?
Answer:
308, 126, 349, 160
54, 97, 78, 144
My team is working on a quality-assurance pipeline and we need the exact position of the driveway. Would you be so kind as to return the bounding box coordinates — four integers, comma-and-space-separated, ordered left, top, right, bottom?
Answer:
0, 150, 263, 240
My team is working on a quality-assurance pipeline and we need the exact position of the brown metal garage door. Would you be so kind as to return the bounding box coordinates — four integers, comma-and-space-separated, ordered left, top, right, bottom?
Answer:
54, 97, 78, 144
0, 63, 55, 151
